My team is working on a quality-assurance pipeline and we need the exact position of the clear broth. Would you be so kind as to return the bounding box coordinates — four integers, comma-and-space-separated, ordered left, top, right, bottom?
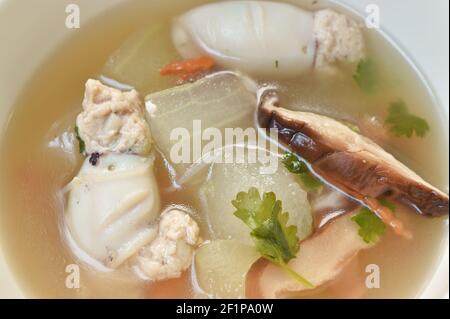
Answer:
0, 0, 448, 298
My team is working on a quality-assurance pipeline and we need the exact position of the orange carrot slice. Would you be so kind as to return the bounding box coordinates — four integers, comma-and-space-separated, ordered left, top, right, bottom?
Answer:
160, 55, 215, 79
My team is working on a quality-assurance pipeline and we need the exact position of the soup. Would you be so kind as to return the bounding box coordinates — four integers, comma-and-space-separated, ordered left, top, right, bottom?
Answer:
0, 0, 448, 299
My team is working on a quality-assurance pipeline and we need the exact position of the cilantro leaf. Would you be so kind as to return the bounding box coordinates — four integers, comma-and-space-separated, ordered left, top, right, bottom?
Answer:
299, 172, 324, 191
252, 207, 299, 262
232, 187, 313, 288
74, 126, 86, 154
378, 198, 396, 213
351, 207, 386, 244
232, 188, 297, 262
232, 187, 274, 230
353, 59, 377, 94
282, 152, 309, 174
282, 152, 323, 191
385, 100, 430, 138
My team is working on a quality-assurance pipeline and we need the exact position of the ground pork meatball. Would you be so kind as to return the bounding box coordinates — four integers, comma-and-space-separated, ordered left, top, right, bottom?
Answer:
136, 208, 201, 281
76, 79, 152, 155
314, 9, 365, 69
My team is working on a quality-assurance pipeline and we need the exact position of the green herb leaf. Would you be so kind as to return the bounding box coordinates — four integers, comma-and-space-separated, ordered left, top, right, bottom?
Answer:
232, 188, 298, 262
378, 198, 396, 213
74, 126, 86, 154
232, 187, 313, 288
299, 172, 324, 191
353, 59, 377, 94
351, 207, 386, 244
385, 100, 430, 138
282, 152, 323, 191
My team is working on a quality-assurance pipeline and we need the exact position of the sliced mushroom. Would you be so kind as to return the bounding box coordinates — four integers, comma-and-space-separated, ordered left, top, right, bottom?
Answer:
256, 212, 371, 298
258, 93, 448, 236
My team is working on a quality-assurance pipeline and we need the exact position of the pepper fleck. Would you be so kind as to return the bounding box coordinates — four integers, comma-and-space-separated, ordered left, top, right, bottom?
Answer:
89, 152, 101, 166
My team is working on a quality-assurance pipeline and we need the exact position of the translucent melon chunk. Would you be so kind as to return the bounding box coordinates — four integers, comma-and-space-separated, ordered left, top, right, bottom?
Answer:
195, 240, 260, 298
102, 21, 180, 95
145, 72, 256, 179
198, 146, 313, 245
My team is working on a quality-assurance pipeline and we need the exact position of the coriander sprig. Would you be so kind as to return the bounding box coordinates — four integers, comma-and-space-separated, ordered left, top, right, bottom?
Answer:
232, 187, 314, 288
